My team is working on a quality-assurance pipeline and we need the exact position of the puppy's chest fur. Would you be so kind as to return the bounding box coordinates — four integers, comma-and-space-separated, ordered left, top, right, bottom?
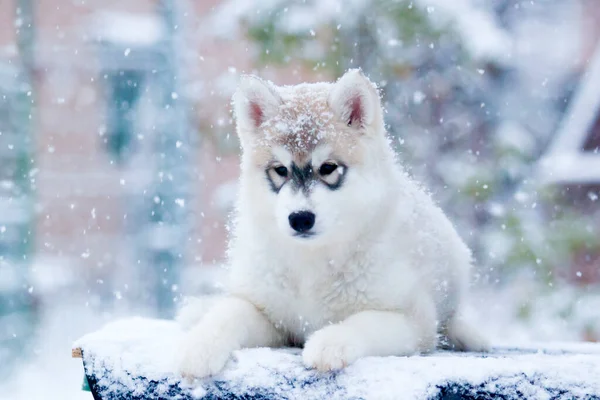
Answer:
245, 250, 382, 343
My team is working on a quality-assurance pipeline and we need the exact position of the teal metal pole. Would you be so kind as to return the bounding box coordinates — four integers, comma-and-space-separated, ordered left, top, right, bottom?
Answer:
144, 0, 191, 317
0, 0, 36, 378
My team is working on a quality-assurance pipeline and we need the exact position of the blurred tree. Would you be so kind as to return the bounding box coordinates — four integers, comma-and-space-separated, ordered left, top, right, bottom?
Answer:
97, 1, 192, 318
0, 0, 37, 378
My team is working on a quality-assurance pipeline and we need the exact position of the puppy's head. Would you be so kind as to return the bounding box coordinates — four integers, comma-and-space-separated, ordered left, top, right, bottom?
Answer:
232, 69, 392, 244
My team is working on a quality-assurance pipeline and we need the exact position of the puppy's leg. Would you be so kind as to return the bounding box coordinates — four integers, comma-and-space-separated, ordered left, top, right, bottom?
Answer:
303, 301, 437, 371
176, 295, 223, 330
179, 296, 283, 378
443, 313, 490, 352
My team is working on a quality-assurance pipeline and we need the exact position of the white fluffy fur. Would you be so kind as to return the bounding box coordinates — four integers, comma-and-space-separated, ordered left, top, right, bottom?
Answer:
329, 69, 376, 127
231, 75, 282, 147
178, 69, 489, 378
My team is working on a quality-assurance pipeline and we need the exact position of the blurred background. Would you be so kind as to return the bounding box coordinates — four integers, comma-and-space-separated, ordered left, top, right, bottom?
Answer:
0, 0, 599, 398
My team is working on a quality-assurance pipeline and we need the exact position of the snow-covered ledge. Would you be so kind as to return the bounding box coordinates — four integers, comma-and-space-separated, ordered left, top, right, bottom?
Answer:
73, 318, 600, 399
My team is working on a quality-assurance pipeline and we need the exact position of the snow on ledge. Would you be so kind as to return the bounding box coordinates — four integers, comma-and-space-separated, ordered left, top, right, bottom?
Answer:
73, 318, 600, 399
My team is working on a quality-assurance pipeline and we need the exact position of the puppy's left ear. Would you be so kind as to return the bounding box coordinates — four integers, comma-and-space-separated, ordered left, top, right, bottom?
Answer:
329, 69, 381, 130
232, 75, 282, 139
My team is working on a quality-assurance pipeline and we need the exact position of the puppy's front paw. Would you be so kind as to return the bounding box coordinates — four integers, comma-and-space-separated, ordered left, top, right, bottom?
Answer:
302, 325, 363, 372
178, 329, 235, 379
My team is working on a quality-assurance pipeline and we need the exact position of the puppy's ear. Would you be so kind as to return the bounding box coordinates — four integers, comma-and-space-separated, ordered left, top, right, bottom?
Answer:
329, 69, 380, 130
232, 75, 282, 141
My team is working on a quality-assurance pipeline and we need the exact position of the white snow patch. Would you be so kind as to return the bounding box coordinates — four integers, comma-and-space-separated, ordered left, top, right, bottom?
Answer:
537, 41, 600, 184
420, 0, 511, 61
74, 318, 600, 399
92, 12, 165, 46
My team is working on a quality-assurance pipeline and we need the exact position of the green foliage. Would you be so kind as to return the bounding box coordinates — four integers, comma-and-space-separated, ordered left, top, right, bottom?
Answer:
246, 16, 309, 66
244, 0, 451, 75
516, 301, 531, 321
462, 174, 494, 202
500, 212, 543, 273
547, 212, 600, 261
381, 0, 444, 43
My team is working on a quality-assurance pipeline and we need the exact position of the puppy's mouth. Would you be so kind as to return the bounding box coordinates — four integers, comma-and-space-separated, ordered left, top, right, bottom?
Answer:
292, 231, 316, 239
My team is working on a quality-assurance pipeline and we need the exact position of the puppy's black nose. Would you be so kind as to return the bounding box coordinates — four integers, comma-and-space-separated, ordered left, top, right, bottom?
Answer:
288, 211, 315, 233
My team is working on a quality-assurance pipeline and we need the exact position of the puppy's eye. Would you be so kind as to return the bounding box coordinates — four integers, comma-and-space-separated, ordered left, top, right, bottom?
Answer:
319, 162, 338, 176
274, 166, 288, 177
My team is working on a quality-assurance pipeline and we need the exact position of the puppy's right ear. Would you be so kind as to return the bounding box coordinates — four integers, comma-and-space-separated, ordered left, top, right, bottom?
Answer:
329, 69, 380, 131
232, 75, 282, 143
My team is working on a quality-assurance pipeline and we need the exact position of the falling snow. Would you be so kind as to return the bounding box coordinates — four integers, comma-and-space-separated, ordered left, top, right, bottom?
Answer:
1, 1, 599, 399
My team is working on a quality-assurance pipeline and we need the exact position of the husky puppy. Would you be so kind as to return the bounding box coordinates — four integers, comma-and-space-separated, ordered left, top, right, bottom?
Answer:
178, 69, 488, 378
